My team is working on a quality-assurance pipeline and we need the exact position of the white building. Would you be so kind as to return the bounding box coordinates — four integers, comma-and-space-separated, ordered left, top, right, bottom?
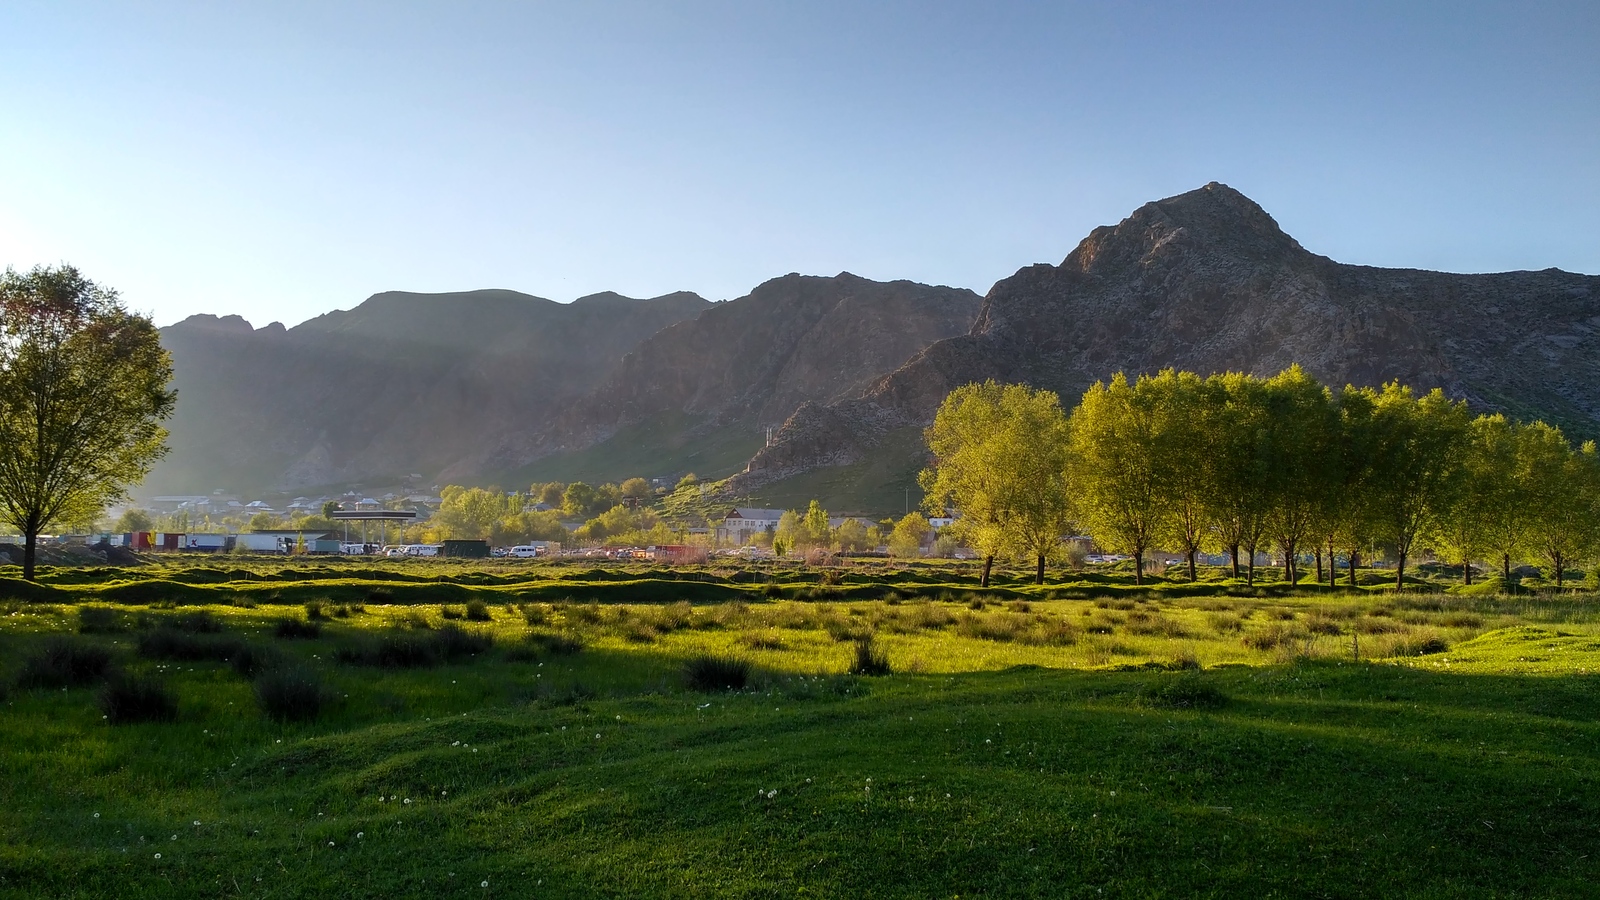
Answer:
717, 507, 785, 546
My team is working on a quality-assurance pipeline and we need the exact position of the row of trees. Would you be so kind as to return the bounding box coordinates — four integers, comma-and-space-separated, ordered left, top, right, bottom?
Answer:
921, 368, 1600, 589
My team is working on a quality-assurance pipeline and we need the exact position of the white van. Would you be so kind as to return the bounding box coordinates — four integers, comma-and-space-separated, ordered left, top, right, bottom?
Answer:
508, 545, 542, 558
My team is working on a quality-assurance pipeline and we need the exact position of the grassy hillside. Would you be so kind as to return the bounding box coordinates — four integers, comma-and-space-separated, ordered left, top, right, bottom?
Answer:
504, 413, 766, 487
744, 426, 929, 518
2, 563, 1598, 897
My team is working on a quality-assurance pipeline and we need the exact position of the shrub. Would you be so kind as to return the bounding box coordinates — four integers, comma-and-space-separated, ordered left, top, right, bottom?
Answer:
520, 604, 549, 626
740, 630, 787, 650
335, 624, 492, 668
18, 639, 114, 688
401, 610, 432, 629
99, 674, 178, 723
229, 644, 283, 678
137, 628, 245, 663
78, 605, 127, 634
1304, 613, 1344, 636
304, 600, 329, 621
254, 668, 327, 722
848, 638, 892, 676
683, 654, 751, 691
1140, 672, 1226, 709
160, 610, 224, 633
273, 617, 322, 640
527, 631, 583, 656
1387, 631, 1450, 657
441, 605, 464, 620
1242, 622, 1305, 652
464, 600, 492, 622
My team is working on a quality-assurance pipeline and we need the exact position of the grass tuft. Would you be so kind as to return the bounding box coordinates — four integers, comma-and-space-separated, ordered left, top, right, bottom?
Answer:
682, 654, 751, 691
273, 617, 322, 640
99, 674, 178, 723
17, 638, 114, 689
848, 637, 892, 676
254, 668, 327, 722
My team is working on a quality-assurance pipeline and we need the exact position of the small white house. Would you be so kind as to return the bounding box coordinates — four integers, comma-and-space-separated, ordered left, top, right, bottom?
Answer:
717, 508, 785, 546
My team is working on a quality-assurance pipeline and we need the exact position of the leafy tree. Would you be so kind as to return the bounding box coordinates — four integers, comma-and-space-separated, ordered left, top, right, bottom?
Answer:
1519, 424, 1599, 589
247, 511, 285, 532
114, 508, 154, 533
999, 386, 1075, 584
0, 265, 176, 579
887, 512, 930, 558
321, 500, 340, 519
1363, 384, 1472, 588
803, 501, 832, 549
1326, 386, 1381, 587
833, 518, 872, 553
1068, 374, 1160, 585
1427, 413, 1511, 585
1465, 415, 1532, 585
1204, 373, 1274, 583
534, 482, 565, 507
1261, 366, 1339, 585
620, 477, 652, 502
922, 382, 1030, 587
433, 486, 514, 540
1145, 370, 1216, 581
675, 473, 699, 492
561, 482, 599, 518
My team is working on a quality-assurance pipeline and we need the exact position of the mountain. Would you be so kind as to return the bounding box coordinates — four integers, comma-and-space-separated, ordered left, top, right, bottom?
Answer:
149, 289, 711, 494
502, 273, 984, 485
732, 182, 1600, 500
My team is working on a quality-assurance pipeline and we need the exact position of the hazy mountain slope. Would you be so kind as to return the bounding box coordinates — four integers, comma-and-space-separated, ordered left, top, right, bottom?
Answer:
149, 289, 710, 494
733, 182, 1600, 497
510, 272, 984, 463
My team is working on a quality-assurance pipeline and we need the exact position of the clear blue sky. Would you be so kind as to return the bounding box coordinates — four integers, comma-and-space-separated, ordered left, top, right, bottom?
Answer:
2, 1, 1596, 328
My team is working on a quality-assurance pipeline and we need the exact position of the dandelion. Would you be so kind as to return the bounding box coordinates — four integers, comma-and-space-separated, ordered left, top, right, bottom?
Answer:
357, 832, 364, 839
193, 820, 201, 826
93, 812, 100, 818
767, 790, 777, 799
328, 841, 335, 847
482, 881, 489, 888
154, 853, 161, 859
171, 834, 177, 840
403, 798, 411, 804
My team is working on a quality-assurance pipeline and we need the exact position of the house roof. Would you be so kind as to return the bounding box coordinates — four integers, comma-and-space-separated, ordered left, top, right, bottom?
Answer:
725, 508, 785, 521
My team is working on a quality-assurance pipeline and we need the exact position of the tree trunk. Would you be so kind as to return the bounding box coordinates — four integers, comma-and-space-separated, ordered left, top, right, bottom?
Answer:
1282, 541, 1296, 584
1328, 539, 1337, 589
1555, 553, 1564, 589
1348, 548, 1359, 587
1502, 552, 1511, 587
1187, 549, 1197, 582
1230, 544, 1240, 579
1035, 554, 1045, 586
1463, 553, 1472, 586
1245, 547, 1255, 587
1315, 547, 1324, 583
1133, 550, 1144, 586
980, 555, 994, 589
22, 530, 38, 582
1395, 551, 1407, 590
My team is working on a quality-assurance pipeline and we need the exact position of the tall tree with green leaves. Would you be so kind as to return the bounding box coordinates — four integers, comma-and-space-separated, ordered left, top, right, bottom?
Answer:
887, 512, 931, 558
1425, 413, 1514, 585
1518, 423, 1599, 589
921, 381, 1070, 587
1464, 415, 1530, 586
1363, 384, 1472, 588
1203, 372, 1274, 583
0, 265, 176, 580
1261, 366, 1339, 585
1145, 369, 1216, 581
1069, 374, 1161, 585
1327, 386, 1380, 587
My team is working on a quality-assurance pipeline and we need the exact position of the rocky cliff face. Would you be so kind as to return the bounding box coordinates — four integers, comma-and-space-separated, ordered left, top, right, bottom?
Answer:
730, 182, 1600, 492
523, 272, 983, 456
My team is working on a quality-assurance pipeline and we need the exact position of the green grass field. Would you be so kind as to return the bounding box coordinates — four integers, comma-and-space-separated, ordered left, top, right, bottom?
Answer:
2, 560, 1598, 897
